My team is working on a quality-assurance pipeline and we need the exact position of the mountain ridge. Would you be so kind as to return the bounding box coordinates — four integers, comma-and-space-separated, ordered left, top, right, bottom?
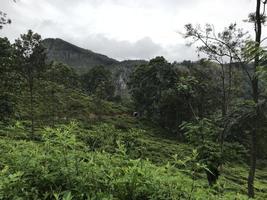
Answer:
43, 38, 147, 73
43, 38, 120, 73
42, 38, 148, 97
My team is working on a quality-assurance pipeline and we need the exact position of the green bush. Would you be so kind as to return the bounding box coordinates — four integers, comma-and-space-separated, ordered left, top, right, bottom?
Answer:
0, 122, 264, 199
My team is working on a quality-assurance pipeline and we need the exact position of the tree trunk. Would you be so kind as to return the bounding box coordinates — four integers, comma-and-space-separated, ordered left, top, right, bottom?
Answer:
227, 62, 233, 107
51, 88, 55, 127
220, 64, 227, 117
248, 129, 257, 198
29, 79, 34, 135
247, 0, 262, 198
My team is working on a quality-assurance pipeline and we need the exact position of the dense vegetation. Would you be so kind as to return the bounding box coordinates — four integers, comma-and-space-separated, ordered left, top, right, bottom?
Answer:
0, 0, 267, 199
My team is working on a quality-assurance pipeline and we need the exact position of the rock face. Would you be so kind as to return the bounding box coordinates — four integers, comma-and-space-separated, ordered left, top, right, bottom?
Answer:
112, 60, 147, 98
43, 38, 119, 73
42, 38, 147, 97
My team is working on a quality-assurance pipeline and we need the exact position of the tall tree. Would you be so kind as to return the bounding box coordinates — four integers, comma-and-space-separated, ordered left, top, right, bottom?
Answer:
128, 56, 178, 118
183, 1, 267, 197
0, 37, 18, 121
183, 23, 248, 117
43, 62, 80, 126
184, 59, 225, 118
129, 56, 197, 131
14, 30, 46, 134
247, 0, 266, 197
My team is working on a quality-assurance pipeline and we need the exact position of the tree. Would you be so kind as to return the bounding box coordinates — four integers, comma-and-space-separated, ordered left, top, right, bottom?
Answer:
128, 57, 177, 117
180, 118, 223, 186
180, 118, 246, 186
183, 23, 248, 117
183, 1, 267, 197
81, 66, 115, 100
41, 62, 80, 126
0, 37, 17, 121
14, 30, 47, 134
246, 0, 266, 197
129, 56, 225, 132
129, 56, 194, 131
181, 59, 223, 118
45, 62, 80, 89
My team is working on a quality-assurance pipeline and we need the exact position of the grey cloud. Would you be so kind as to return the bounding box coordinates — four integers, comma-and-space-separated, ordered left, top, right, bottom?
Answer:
65, 34, 199, 62
162, 44, 199, 62
66, 35, 164, 61
77, 0, 200, 9
1, 0, 256, 63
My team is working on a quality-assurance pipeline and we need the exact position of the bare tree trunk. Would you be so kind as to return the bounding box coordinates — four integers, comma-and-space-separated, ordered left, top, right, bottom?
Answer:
247, 0, 261, 197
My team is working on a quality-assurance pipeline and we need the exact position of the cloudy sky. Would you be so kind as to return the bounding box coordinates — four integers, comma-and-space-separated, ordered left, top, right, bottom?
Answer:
0, 0, 260, 62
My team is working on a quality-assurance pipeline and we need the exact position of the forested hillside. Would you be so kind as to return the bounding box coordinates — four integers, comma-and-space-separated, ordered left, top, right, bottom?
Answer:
0, 0, 267, 199
43, 38, 147, 98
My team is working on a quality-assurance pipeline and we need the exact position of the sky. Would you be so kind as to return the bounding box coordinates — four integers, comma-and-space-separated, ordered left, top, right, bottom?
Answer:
0, 0, 260, 62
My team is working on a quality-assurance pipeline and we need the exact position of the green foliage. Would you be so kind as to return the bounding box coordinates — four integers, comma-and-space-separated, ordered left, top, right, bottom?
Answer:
0, 94, 15, 122
0, 167, 24, 199
184, 23, 248, 62
180, 118, 221, 144
180, 118, 248, 186
129, 56, 193, 130
129, 56, 177, 116
0, 40, 127, 125
224, 100, 267, 159
180, 118, 223, 185
79, 123, 140, 153
0, 26, 267, 200
0, 122, 260, 199
45, 62, 80, 89
184, 60, 228, 117
129, 56, 230, 132
0, 37, 19, 121
13, 30, 47, 133
81, 65, 115, 100
14, 30, 47, 80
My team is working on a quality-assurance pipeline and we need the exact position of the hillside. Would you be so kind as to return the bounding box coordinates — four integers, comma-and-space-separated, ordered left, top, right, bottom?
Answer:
2, 0, 267, 198
1, 30, 267, 199
1, 111, 267, 199
43, 38, 147, 97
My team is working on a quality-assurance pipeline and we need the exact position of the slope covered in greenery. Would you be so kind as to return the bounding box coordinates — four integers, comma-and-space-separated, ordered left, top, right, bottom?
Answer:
0, 115, 266, 199
1, 5, 267, 197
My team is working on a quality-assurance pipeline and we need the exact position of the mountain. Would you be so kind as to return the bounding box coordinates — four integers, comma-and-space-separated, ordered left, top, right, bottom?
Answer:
43, 38, 119, 73
42, 38, 147, 97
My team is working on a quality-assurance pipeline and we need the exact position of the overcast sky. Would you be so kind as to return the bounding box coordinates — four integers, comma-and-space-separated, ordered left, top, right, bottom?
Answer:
0, 0, 260, 62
